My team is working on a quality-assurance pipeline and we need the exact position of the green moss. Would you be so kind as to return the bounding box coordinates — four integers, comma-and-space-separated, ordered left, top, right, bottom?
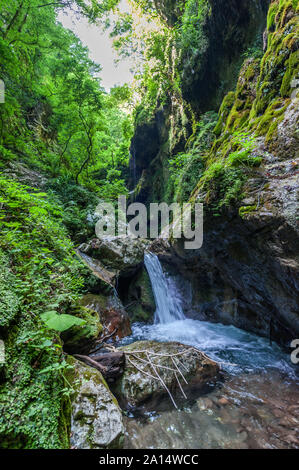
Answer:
267, 1, 279, 31
61, 304, 103, 352
214, 92, 235, 136
255, 99, 288, 137
280, 51, 299, 97
239, 205, 257, 218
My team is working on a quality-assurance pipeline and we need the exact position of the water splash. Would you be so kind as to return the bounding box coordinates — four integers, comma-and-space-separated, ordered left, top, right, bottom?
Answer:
144, 252, 185, 324
128, 252, 297, 378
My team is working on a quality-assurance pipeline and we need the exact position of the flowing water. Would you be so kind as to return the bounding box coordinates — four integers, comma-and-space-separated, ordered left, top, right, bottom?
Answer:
144, 252, 185, 324
122, 253, 299, 449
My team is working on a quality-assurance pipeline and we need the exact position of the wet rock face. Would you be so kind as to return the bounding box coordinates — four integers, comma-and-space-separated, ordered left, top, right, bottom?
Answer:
114, 341, 220, 407
180, 0, 269, 113
156, 202, 299, 348
67, 357, 124, 449
143, 2, 299, 349
81, 294, 132, 343
118, 267, 156, 323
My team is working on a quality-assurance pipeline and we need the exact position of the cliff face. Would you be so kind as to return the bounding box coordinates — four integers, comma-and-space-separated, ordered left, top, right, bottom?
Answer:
131, 0, 299, 347
130, 0, 270, 202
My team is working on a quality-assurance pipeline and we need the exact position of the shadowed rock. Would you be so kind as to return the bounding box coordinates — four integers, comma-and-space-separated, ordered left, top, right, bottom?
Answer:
113, 340, 220, 408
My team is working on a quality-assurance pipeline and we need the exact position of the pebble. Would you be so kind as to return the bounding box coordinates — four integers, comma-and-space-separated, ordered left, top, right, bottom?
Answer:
218, 398, 230, 406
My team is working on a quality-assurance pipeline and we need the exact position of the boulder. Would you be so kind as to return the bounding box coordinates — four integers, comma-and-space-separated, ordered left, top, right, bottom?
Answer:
81, 293, 131, 342
61, 293, 132, 355
77, 250, 118, 287
67, 357, 124, 449
113, 340, 219, 407
79, 236, 150, 277
61, 304, 103, 354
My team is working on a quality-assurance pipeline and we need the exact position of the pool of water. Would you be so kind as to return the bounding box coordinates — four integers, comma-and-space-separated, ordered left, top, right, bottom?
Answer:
121, 254, 299, 449
121, 319, 299, 449
121, 319, 297, 378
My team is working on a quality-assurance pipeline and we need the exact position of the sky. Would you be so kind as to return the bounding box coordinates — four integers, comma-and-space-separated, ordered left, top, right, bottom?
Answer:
57, 1, 134, 91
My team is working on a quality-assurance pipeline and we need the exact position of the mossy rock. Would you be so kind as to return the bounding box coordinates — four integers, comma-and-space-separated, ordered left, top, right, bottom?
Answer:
66, 356, 124, 449
61, 304, 103, 353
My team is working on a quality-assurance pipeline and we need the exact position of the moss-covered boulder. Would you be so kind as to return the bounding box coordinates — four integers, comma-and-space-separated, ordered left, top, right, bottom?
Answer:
61, 304, 103, 354
67, 356, 124, 449
114, 341, 219, 407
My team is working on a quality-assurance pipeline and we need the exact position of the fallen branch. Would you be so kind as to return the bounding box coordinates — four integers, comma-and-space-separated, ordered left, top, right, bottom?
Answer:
74, 354, 108, 375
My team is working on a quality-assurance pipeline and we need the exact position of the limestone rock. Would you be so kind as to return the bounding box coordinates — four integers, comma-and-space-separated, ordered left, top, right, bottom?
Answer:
67, 357, 124, 449
114, 340, 219, 407
79, 236, 150, 277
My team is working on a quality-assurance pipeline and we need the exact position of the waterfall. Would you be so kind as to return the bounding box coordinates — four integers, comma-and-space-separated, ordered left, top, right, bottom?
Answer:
144, 252, 186, 324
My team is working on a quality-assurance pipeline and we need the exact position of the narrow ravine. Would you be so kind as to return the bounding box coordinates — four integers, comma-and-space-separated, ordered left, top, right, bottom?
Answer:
122, 253, 299, 449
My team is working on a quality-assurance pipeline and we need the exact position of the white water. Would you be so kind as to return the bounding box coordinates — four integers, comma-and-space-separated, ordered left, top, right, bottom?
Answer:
124, 253, 298, 450
144, 252, 185, 324
130, 253, 297, 378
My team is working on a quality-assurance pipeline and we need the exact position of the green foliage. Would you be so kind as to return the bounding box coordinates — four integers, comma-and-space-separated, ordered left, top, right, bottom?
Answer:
166, 112, 218, 203
0, 176, 91, 448
197, 131, 262, 214
177, 0, 210, 69
0, 0, 126, 451
227, 150, 263, 168
0, 0, 132, 193
41, 312, 86, 333
226, 132, 263, 168
0, 250, 20, 329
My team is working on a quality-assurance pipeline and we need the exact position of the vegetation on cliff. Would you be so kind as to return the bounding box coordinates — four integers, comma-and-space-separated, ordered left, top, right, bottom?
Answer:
0, 0, 298, 449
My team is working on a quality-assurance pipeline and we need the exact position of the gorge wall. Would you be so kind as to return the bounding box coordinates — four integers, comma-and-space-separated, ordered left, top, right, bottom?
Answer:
130, 0, 299, 347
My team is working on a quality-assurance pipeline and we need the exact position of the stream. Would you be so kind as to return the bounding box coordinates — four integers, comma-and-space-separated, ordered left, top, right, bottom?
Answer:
121, 253, 299, 449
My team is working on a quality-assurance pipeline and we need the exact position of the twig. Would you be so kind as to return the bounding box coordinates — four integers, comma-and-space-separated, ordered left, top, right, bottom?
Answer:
145, 351, 178, 409
126, 356, 159, 382
171, 357, 188, 385
130, 353, 178, 374
95, 328, 117, 344
121, 348, 192, 358
174, 372, 187, 400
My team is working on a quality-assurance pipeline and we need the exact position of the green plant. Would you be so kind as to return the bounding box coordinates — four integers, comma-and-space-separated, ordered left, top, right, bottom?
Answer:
41, 312, 86, 333
0, 176, 91, 448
